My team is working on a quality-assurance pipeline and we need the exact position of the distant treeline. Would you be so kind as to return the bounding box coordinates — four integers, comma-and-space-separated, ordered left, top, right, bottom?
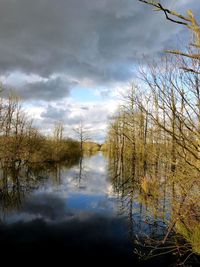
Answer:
82, 141, 101, 152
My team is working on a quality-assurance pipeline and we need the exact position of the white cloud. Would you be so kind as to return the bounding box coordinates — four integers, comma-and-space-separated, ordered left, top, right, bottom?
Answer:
24, 96, 119, 141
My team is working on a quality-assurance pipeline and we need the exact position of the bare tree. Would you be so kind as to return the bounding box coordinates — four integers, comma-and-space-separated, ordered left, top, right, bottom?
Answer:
73, 121, 90, 153
53, 121, 64, 142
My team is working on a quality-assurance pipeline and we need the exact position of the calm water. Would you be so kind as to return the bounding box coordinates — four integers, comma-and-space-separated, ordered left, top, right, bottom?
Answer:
0, 152, 198, 266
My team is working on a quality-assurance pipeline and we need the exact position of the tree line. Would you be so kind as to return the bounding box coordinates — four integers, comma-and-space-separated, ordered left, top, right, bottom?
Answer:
106, 1, 200, 261
0, 92, 81, 170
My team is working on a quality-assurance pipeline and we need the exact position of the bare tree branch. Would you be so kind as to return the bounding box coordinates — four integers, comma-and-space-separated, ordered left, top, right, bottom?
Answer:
138, 0, 190, 25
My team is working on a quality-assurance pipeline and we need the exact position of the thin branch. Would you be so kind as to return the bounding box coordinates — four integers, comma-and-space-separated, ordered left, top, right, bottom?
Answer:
166, 50, 200, 60
138, 0, 190, 25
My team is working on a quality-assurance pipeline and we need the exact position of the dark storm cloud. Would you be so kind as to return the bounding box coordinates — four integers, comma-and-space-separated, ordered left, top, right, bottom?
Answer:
17, 77, 74, 100
0, 0, 198, 85
21, 194, 74, 221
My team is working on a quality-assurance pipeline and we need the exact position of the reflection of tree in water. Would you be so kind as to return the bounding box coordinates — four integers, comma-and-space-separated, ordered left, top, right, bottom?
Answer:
0, 163, 50, 215
75, 151, 99, 189
108, 153, 200, 266
0, 159, 79, 215
77, 156, 84, 188
75, 156, 88, 189
51, 158, 79, 185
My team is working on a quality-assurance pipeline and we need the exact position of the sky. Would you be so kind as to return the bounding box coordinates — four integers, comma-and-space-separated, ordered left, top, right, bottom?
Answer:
0, 0, 199, 142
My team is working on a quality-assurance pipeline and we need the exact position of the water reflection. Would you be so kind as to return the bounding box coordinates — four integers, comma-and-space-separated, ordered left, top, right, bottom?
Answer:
0, 152, 199, 266
0, 152, 138, 266
108, 150, 200, 266
0, 153, 117, 222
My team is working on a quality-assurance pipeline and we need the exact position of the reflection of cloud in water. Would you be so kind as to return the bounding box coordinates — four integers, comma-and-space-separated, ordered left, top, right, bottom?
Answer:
0, 153, 185, 266
66, 194, 116, 214
40, 152, 111, 196
0, 152, 138, 265
6, 192, 116, 224
2, 152, 118, 224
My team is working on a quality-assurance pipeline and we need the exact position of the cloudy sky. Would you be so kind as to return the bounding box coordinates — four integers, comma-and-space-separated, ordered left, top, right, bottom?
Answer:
0, 0, 199, 142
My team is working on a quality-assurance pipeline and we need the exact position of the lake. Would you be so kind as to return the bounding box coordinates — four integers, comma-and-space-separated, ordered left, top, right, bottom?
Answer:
0, 152, 199, 266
